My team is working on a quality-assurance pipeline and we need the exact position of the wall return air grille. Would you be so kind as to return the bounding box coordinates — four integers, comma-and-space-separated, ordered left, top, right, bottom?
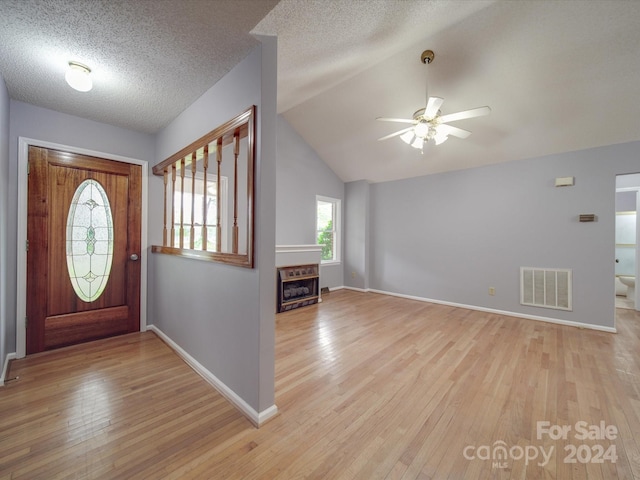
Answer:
520, 267, 572, 311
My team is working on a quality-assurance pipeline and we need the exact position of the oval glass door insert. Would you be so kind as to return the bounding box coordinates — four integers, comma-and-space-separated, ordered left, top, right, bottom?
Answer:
66, 179, 114, 302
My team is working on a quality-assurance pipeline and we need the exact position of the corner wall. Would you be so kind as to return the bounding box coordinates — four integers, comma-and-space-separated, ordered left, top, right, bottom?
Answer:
344, 180, 369, 290
276, 115, 344, 288
0, 74, 10, 381
368, 141, 640, 330
149, 38, 277, 419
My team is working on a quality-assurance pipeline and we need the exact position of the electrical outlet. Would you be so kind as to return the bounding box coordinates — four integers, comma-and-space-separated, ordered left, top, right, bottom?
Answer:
351, 271, 356, 279
489, 287, 495, 296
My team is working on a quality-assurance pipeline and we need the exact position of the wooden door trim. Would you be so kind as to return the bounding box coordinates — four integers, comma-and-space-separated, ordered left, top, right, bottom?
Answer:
16, 137, 149, 359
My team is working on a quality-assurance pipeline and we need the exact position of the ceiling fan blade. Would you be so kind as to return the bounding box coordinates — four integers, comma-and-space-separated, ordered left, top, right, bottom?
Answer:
439, 106, 491, 124
424, 96, 444, 119
377, 126, 414, 141
376, 117, 416, 124
438, 124, 471, 139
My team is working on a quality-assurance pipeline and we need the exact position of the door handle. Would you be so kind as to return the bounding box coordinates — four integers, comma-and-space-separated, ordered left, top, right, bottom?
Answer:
130, 254, 139, 261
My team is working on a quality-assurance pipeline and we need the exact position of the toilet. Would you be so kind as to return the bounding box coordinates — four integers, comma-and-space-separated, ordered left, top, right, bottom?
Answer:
619, 276, 636, 299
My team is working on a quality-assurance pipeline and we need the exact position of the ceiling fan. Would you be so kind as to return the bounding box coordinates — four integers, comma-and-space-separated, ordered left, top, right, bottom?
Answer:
377, 50, 491, 151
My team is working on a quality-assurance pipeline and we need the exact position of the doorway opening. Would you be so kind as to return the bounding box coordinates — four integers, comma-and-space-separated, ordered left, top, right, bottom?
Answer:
615, 173, 640, 311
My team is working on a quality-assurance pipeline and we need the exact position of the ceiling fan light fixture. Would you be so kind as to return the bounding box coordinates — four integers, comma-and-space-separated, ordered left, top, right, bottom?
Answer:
410, 136, 424, 149
377, 48, 490, 151
414, 120, 429, 138
65, 61, 93, 92
434, 133, 449, 146
400, 130, 415, 145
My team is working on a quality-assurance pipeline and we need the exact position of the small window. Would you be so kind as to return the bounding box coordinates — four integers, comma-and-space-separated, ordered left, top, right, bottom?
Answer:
316, 196, 341, 264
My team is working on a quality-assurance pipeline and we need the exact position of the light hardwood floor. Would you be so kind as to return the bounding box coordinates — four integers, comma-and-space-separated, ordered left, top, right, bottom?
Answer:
1, 290, 639, 479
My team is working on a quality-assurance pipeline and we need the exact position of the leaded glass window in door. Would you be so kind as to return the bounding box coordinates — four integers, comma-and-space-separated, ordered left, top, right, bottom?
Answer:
66, 179, 114, 302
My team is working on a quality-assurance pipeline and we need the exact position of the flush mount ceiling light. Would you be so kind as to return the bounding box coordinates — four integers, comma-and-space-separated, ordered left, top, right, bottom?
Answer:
377, 50, 491, 153
65, 61, 93, 92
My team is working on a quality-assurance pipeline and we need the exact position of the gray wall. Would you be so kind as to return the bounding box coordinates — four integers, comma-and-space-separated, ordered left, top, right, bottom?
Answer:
149, 38, 277, 414
6, 101, 155, 357
276, 115, 344, 288
344, 180, 369, 290
0, 74, 9, 373
367, 141, 640, 329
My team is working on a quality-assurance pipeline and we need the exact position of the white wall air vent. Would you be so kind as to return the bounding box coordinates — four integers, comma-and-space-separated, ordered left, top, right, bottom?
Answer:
520, 267, 572, 311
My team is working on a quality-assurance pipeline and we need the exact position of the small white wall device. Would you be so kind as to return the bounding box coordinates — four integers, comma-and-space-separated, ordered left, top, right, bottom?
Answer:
555, 176, 575, 187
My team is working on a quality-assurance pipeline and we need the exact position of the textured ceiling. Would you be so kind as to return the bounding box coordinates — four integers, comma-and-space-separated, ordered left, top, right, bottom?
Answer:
252, 0, 494, 113
0, 0, 279, 133
1, 0, 639, 183
260, 0, 640, 183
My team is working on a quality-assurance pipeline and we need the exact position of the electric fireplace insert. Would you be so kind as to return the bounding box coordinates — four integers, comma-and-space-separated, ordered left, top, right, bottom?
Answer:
277, 264, 319, 312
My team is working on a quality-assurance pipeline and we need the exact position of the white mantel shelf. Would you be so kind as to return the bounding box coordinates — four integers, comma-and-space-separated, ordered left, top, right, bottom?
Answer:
275, 244, 323, 268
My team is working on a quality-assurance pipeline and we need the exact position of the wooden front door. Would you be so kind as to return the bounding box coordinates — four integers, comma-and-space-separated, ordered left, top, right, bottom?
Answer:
26, 146, 142, 354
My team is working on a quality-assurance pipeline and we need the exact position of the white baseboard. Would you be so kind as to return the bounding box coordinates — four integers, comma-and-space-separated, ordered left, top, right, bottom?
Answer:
0, 353, 17, 386
332, 285, 368, 293
146, 326, 278, 427
330, 286, 616, 333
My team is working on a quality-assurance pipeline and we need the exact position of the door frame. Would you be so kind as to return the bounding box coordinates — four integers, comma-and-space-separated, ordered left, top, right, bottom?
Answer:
16, 137, 149, 358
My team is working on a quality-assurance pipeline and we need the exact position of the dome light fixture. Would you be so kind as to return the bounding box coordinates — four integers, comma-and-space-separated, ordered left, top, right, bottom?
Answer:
65, 61, 93, 92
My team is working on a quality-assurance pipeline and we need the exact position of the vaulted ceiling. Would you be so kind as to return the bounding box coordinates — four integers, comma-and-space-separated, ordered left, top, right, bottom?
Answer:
2, 0, 639, 183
